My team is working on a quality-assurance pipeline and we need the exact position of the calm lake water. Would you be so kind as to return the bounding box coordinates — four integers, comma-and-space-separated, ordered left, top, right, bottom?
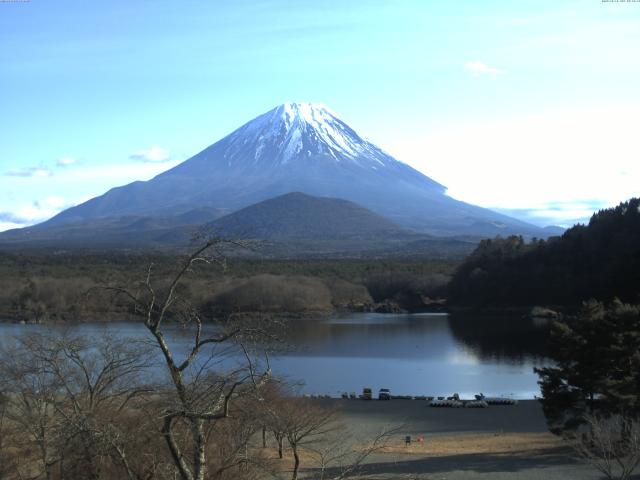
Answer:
0, 312, 551, 399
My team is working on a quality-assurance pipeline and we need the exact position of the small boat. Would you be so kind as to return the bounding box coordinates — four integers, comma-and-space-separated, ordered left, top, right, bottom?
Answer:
429, 399, 463, 408
464, 400, 488, 408
484, 397, 518, 405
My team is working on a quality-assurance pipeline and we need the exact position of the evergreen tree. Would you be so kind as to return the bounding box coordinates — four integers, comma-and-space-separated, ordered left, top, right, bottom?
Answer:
536, 300, 640, 434
448, 197, 640, 307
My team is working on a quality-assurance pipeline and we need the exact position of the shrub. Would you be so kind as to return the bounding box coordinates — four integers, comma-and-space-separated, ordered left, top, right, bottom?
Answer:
209, 274, 333, 313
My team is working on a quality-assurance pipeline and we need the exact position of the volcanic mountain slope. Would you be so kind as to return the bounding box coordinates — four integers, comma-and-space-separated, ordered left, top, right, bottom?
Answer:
0, 192, 478, 257
178, 192, 477, 257
32, 102, 546, 237
0, 207, 223, 249
208, 192, 404, 240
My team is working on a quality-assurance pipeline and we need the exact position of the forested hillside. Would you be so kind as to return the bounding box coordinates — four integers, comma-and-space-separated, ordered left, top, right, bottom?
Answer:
448, 198, 640, 307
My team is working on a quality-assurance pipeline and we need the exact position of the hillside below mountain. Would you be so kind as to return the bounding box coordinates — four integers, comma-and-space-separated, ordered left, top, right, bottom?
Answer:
0, 192, 478, 257
201, 192, 479, 257
208, 192, 403, 240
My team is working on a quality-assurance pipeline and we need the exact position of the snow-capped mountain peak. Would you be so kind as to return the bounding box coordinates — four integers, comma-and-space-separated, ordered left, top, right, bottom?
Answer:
222, 102, 392, 167
280, 102, 337, 128
33, 102, 548, 239
278, 102, 364, 159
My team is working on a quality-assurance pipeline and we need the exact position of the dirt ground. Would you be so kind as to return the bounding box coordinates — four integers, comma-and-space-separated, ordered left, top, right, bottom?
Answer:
376, 432, 563, 457
283, 399, 638, 480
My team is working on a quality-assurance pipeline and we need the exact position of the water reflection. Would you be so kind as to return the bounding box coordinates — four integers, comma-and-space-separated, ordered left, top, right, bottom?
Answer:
284, 313, 457, 359
0, 312, 551, 399
448, 313, 550, 363
283, 312, 549, 362
267, 312, 550, 398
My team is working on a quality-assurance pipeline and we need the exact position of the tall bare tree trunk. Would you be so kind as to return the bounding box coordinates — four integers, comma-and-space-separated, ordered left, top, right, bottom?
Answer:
274, 432, 283, 459
193, 419, 207, 480
291, 445, 300, 480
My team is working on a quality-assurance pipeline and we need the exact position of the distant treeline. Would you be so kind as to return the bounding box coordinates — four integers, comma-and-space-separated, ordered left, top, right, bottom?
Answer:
448, 198, 640, 307
8, 198, 637, 321
0, 253, 455, 322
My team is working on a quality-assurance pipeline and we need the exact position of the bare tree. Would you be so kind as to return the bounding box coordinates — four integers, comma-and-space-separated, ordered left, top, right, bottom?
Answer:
259, 382, 289, 460
276, 399, 339, 480
308, 425, 402, 480
203, 394, 274, 479
0, 338, 59, 480
0, 331, 154, 480
109, 239, 272, 480
568, 413, 640, 480
0, 391, 18, 479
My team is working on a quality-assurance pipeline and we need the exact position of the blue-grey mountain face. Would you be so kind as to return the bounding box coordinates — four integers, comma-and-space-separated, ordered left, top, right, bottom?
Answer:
45, 103, 541, 236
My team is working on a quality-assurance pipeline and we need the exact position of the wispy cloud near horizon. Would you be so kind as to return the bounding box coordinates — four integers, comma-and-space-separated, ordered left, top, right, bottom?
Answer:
129, 146, 171, 163
56, 157, 77, 167
0, 159, 182, 232
5, 166, 53, 178
0, 195, 78, 229
388, 103, 640, 225
0, 212, 28, 225
493, 199, 610, 228
464, 60, 504, 76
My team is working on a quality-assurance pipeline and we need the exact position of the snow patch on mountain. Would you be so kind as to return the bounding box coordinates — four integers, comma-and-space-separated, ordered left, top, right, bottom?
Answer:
284, 102, 362, 158
224, 102, 396, 168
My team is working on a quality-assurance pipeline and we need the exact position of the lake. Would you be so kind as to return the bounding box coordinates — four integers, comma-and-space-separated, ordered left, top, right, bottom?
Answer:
0, 312, 551, 399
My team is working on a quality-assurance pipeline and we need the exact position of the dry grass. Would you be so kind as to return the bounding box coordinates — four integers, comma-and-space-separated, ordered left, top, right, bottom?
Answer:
377, 432, 564, 457
252, 432, 566, 477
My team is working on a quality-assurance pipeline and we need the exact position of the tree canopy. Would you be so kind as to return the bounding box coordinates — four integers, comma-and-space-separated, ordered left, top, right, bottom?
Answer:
448, 198, 640, 307
535, 299, 640, 434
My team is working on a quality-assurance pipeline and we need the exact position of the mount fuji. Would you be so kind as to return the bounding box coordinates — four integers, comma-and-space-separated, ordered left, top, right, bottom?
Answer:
1, 102, 554, 251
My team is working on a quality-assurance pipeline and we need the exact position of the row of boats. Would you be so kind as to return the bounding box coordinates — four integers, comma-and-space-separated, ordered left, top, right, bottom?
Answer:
429, 398, 518, 408
335, 389, 518, 406
430, 393, 518, 407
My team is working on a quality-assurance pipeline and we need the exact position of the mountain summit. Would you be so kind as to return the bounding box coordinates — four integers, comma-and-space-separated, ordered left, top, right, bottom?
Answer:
28, 103, 543, 237
214, 102, 443, 193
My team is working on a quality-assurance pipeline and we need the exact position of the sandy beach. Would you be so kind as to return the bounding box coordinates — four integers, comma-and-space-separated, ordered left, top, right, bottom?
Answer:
292, 399, 619, 479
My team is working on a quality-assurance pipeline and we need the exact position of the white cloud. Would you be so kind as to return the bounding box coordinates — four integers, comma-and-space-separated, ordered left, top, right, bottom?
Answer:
0, 160, 182, 232
56, 157, 77, 167
464, 60, 504, 76
40, 196, 67, 210
55, 160, 182, 182
0, 212, 26, 225
129, 146, 171, 163
4, 166, 53, 178
15, 196, 70, 223
385, 104, 640, 225
494, 200, 607, 228
0, 196, 80, 230
0, 221, 22, 232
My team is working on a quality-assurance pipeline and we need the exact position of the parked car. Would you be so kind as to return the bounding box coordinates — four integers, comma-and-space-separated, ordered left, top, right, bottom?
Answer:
362, 387, 372, 400
378, 388, 391, 400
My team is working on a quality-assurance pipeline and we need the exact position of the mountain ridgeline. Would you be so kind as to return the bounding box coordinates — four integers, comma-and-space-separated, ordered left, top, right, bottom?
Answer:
448, 198, 640, 307
209, 192, 403, 239
0, 102, 557, 254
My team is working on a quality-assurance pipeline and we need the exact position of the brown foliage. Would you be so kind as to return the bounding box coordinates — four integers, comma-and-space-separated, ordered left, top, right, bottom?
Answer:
210, 274, 334, 313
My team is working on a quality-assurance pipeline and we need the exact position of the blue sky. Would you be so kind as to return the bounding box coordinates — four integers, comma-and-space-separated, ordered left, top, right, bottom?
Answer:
1, 0, 639, 231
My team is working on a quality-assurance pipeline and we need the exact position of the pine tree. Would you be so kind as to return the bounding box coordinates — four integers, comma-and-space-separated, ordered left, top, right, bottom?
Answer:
535, 300, 640, 434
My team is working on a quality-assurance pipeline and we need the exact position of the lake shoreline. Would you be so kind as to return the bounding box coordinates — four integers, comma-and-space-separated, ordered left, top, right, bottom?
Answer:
0, 312, 548, 399
324, 398, 549, 434
298, 398, 599, 480
0, 304, 562, 324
